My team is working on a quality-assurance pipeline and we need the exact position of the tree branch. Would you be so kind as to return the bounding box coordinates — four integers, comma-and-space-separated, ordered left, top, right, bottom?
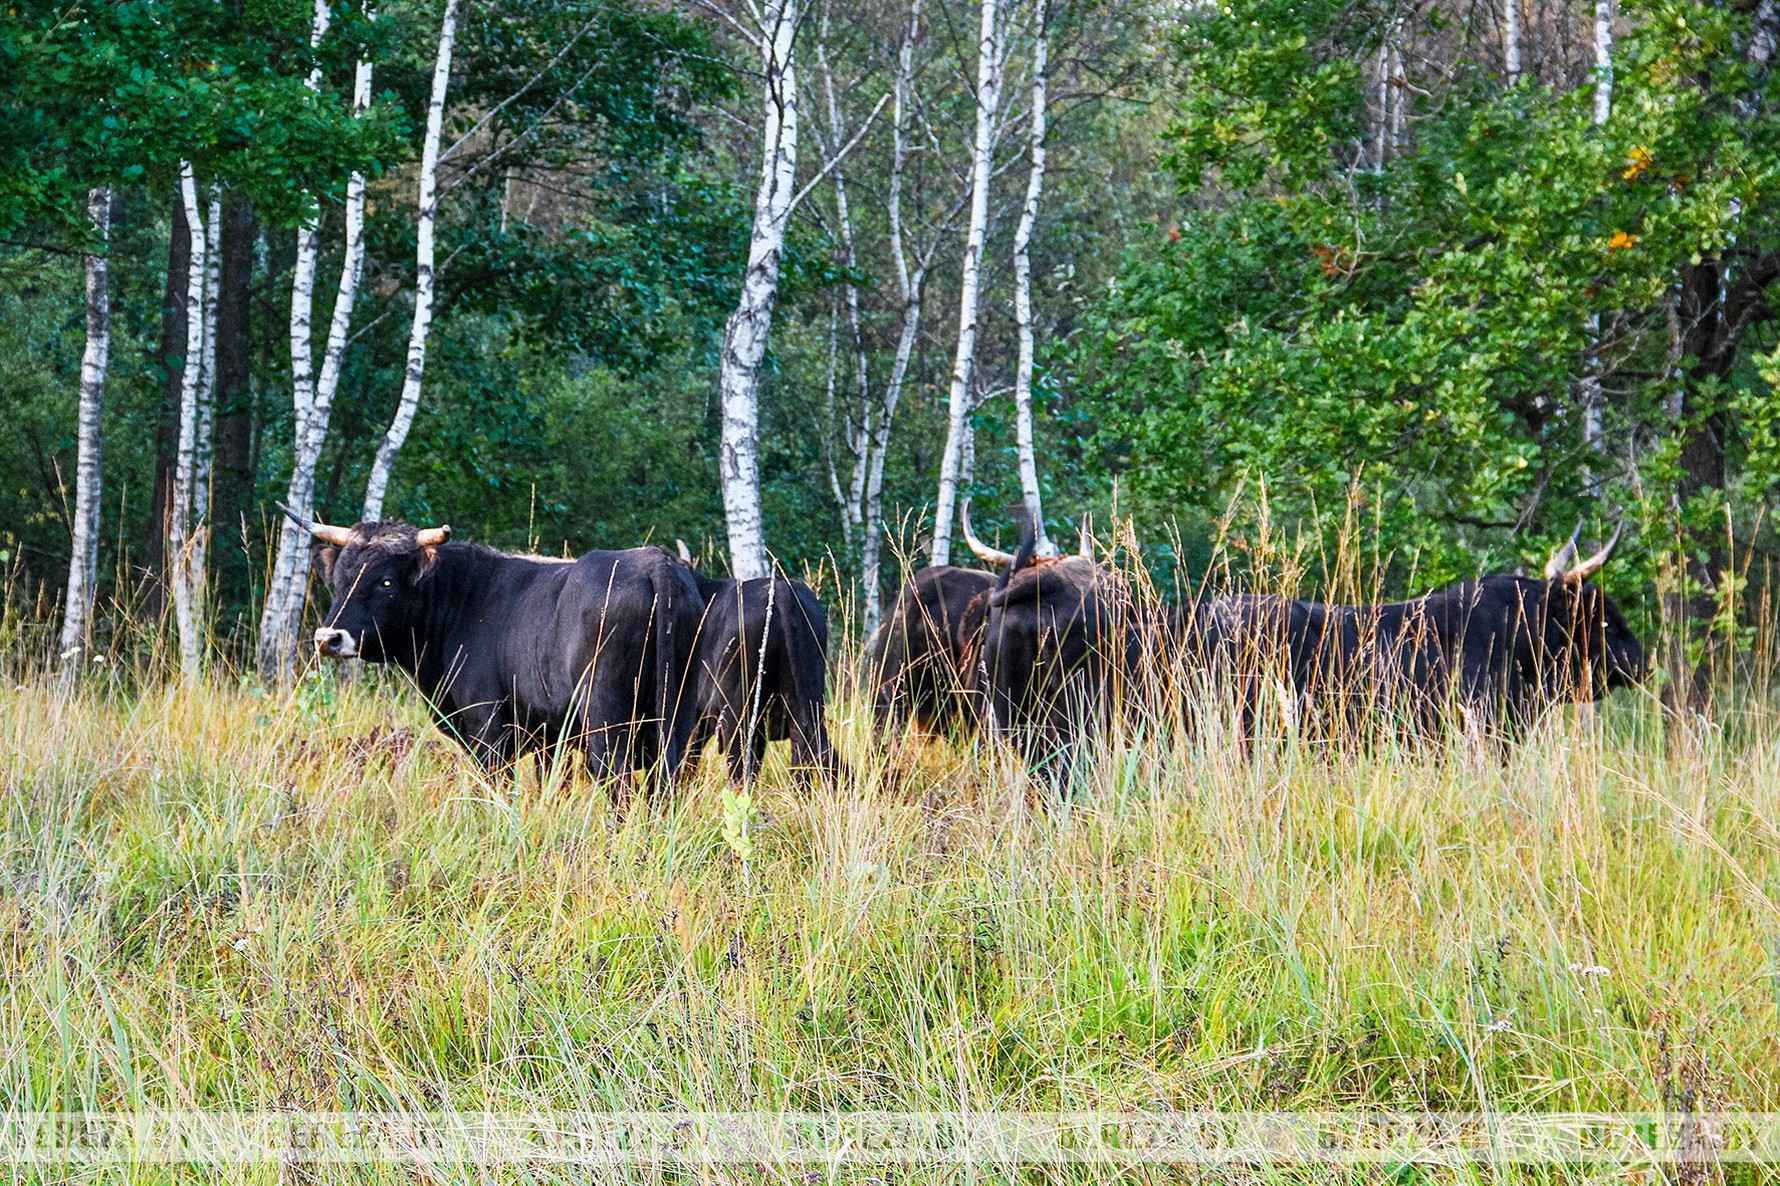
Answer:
787, 90, 892, 214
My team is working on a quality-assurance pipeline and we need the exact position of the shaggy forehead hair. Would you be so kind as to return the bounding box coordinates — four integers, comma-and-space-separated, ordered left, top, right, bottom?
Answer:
329, 521, 425, 583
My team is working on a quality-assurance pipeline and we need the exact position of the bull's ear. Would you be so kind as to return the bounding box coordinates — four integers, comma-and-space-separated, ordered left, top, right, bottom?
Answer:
414, 544, 444, 581
314, 545, 339, 582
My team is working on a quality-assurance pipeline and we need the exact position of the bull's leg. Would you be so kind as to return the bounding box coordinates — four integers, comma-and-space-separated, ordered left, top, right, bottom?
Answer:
576, 672, 643, 808
437, 699, 517, 781
789, 711, 841, 786
717, 711, 765, 786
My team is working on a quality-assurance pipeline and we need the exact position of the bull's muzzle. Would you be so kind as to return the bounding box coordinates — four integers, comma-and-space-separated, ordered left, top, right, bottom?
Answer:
313, 627, 359, 658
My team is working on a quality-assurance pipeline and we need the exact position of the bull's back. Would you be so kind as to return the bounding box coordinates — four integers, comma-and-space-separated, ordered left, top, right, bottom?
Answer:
557, 548, 699, 691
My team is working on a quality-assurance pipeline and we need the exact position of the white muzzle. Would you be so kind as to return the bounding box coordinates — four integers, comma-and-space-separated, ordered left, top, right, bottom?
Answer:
313, 627, 359, 658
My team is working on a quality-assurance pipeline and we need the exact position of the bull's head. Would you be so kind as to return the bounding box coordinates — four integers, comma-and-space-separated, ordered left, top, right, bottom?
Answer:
281, 504, 450, 662
1539, 519, 1646, 697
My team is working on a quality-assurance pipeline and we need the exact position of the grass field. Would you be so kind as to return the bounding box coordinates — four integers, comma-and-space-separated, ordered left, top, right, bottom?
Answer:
3, 655, 1778, 1182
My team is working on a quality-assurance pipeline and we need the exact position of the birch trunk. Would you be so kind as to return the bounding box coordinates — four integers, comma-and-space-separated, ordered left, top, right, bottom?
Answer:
930, 0, 1002, 565
719, 0, 800, 581
259, 33, 376, 681
1503, 0, 1521, 82
1011, 0, 1054, 556
170, 166, 210, 681
362, 0, 458, 522
1580, 0, 1614, 475
1592, 0, 1615, 124
360, 0, 456, 521
255, 0, 331, 680
57, 187, 111, 676
191, 185, 222, 619
861, 0, 927, 632
288, 0, 331, 468
817, 32, 870, 554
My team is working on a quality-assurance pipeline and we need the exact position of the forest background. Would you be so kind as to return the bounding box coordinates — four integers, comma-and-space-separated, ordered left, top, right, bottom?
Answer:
5, 0, 1780, 692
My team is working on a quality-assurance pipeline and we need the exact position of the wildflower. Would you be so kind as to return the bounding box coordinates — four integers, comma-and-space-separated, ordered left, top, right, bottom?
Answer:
1623, 146, 1654, 181
1607, 231, 1638, 250
1570, 963, 1610, 978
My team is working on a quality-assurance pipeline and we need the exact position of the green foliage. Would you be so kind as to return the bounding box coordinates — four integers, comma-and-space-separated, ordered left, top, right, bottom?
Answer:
0, 0, 396, 243
1084, 0, 1780, 595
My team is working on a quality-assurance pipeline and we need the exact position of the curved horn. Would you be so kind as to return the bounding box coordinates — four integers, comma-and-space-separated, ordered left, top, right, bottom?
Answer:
414, 525, 452, 547
960, 497, 1016, 567
676, 538, 693, 564
1565, 518, 1624, 582
1543, 520, 1583, 579
278, 501, 353, 547
1078, 513, 1094, 559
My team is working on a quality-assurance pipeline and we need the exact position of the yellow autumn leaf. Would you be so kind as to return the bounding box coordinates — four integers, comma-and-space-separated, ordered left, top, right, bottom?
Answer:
1623, 145, 1654, 181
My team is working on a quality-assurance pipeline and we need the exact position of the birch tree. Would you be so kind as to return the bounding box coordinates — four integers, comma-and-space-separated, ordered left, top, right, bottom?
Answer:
930, 0, 1004, 565
191, 185, 222, 620
859, 0, 931, 629
1592, 0, 1615, 124
718, 0, 801, 580
1010, 0, 1055, 557
170, 165, 210, 681
362, 0, 462, 522
1580, 0, 1614, 475
56, 186, 111, 677
259, 10, 376, 681
1503, 0, 1521, 83
816, 16, 869, 552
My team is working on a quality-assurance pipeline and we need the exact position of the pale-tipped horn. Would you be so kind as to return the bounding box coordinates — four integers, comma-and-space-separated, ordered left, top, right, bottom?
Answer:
1565, 518, 1624, 582
1078, 513, 1094, 559
1543, 520, 1583, 579
414, 525, 452, 547
960, 497, 1016, 567
676, 538, 693, 564
278, 501, 353, 547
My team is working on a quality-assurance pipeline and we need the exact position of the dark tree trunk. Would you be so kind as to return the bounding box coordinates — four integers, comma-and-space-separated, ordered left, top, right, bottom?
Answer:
211, 191, 257, 609
143, 192, 192, 620
1666, 249, 1780, 712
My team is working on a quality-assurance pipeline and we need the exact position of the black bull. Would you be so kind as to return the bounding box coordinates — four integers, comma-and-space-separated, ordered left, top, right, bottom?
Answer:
864, 565, 996, 733
676, 551, 840, 782
1189, 575, 1645, 741
876, 515, 1646, 761
974, 530, 1154, 768
305, 518, 705, 786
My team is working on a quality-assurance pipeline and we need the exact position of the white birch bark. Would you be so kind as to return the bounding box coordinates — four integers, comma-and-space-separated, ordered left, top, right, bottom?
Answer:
191, 185, 221, 615
861, 0, 931, 631
1592, 0, 1615, 124
1374, 39, 1389, 170
1011, 0, 1055, 557
817, 31, 870, 551
259, 32, 376, 681
362, 0, 460, 523
255, 0, 332, 680
1388, 34, 1405, 148
171, 165, 210, 681
57, 186, 111, 675
718, 0, 800, 581
1580, 0, 1614, 477
930, 0, 1002, 565
1503, 0, 1521, 82
288, 0, 332, 464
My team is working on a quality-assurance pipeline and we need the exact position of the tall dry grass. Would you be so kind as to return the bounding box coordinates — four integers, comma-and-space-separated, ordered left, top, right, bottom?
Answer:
2, 520, 1778, 1184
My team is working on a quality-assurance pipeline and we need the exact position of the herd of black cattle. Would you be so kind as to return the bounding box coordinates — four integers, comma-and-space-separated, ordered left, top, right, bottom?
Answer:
286, 501, 1646, 793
